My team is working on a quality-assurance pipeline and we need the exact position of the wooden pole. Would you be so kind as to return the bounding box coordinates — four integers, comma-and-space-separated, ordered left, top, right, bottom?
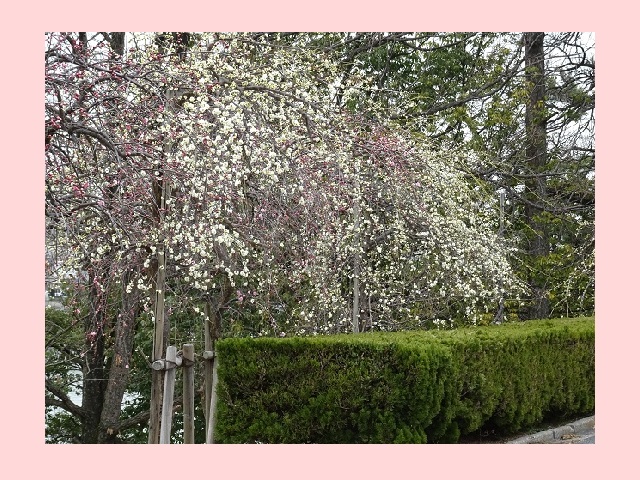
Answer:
148, 180, 170, 443
149, 87, 176, 443
182, 344, 195, 444
159, 345, 177, 444
203, 303, 213, 435
352, 175, 361, 334
494, 190, 506, 324
205, 350, 219, 444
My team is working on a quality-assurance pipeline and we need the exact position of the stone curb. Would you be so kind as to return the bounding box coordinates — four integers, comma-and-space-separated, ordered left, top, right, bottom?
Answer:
505, 415, 595, 444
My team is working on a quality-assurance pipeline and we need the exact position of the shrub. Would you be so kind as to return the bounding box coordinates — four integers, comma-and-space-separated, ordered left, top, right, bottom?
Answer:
214, 317, 595, 443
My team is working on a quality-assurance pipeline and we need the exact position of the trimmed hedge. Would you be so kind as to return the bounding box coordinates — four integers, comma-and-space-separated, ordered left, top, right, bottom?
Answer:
214, 317, 594, 443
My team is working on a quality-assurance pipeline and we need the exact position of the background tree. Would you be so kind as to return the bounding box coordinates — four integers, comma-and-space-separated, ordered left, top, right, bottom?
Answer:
523, 32, 549, 319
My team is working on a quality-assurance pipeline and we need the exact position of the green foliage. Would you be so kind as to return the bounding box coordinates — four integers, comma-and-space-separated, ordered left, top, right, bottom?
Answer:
215, 335, 451, 443
511, 208, 594, 318
45, 307, 84, 443
214, 317, 594, 443
45, 306, 210, 444
429, 317, 595, 439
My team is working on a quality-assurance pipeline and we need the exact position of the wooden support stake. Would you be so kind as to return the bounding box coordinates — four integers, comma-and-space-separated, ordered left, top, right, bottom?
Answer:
202, 350, 215, 360
206, 351, 219, 444
182, 344, 195, 444
149, 187, 170, 444
149, 85, 175, 443
151, 356, 183, 370
494, 190, 506, 324
204, 303, 213, 434
352, 174, 361, 333
159, 345, 177, 444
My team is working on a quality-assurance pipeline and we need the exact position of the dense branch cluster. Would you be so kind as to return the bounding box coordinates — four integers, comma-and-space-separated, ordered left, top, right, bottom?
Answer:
45, 32, 519, 338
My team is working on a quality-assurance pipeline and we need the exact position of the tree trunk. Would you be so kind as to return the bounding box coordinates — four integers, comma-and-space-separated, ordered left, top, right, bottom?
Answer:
87, 32, 131, 444
97, 269, 142, 443
524, 32, 550, 319
80, 265, 109, 443
109, 32, 125, 56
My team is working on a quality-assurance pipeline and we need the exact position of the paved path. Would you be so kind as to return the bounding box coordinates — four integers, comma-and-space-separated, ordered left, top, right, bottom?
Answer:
505, 416, 595, 444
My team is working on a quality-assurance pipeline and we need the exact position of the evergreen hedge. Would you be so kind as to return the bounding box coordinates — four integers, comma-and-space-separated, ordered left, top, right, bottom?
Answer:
214, 317, 595, 443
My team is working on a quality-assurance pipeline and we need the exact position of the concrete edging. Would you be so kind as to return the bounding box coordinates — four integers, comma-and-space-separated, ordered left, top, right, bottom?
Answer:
505, 415, 595, 444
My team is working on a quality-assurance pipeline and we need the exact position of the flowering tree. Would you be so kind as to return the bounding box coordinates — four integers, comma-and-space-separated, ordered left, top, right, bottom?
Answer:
319, 32, 595, 320
45, 32, 521, 443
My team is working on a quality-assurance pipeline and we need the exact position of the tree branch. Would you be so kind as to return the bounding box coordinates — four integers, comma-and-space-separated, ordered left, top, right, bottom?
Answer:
45, 378, 85, 419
